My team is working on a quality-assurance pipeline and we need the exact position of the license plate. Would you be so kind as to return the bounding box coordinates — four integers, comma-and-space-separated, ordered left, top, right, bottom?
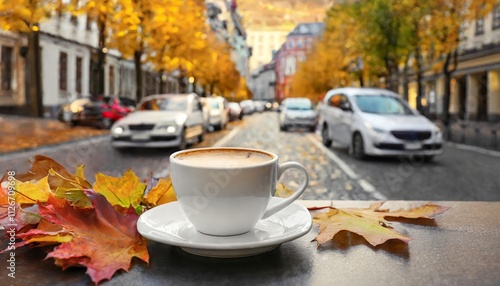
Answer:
405, 142, 422, 150
132, 133, 150, 141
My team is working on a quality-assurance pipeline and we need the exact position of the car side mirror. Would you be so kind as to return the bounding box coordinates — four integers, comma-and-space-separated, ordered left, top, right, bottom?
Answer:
339, 102, 352, 112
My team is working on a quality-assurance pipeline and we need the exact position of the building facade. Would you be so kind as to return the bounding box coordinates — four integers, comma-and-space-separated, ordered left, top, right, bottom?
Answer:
206, 0, 251, 82
274, 22, 325, 101
0, 30, 26, 114
250, 62, 276, 102
0, 12, 179, 117
405, 6, 500, 122
246, 25, 293, 72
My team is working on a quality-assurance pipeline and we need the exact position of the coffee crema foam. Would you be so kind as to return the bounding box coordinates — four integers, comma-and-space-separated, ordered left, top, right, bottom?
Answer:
175, 149, 273, 167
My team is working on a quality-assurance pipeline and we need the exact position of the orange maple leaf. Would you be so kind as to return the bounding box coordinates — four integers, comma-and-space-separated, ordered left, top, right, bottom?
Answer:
19, 190, 149, 284
310, 202, 449, 247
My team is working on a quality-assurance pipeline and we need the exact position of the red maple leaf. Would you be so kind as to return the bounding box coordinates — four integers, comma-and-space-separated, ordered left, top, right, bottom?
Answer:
22, 190, 149, 284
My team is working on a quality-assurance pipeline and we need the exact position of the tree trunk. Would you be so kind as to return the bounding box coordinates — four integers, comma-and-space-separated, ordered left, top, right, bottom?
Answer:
27, 28, 44, 117
158, 69, 164, 94
403, 60, 409, 101
442, 52, 452, 127
415, 45, 424, 113
97, 19, 106, 95
178, 69, 187, 93
134, 50, 143, 100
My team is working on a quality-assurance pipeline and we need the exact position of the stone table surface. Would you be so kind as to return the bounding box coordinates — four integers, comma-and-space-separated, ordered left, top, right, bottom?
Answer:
1, 200, 499, 286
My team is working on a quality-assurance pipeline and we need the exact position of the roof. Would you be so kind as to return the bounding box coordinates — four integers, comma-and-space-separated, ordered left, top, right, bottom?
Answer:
288, 22, 325, 37
140, 93, 199, 102
324, 87, 400, 101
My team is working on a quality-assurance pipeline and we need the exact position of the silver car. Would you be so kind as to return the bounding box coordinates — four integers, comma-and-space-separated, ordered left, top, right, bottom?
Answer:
111, 93, 205, 150
318, 87, 443, 161
279, 98, 318, 132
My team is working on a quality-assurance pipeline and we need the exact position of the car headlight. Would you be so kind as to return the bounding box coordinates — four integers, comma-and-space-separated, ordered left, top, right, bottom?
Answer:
434, 126, 441, 134
157, 123, 178, 133
372, 127, 385, 134
112, 126, 124, 135
365, 122, 385, 134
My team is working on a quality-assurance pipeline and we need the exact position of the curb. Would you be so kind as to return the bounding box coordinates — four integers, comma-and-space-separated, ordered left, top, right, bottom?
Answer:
0, 134, 110, 158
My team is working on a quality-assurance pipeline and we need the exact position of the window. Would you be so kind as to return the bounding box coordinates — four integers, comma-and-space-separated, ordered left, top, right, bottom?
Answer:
493, 5, 500, 30
296, 38, 303, 49
328, 95, 343, 108
76, 57, 82, 94
59, 52, 68, 91
1, 46, 13, 92
476, 17, 485, 35
258, 35, 263, 42
109, 66, 115, 95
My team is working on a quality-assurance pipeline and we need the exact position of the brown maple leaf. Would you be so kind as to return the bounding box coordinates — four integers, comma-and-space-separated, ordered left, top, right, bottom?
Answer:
310, 202, 449, 247
19, 190, 149, 284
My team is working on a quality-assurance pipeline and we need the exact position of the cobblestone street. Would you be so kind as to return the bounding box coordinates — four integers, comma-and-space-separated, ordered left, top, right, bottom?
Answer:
1, 112, 499, 201
218, 112, 371, 200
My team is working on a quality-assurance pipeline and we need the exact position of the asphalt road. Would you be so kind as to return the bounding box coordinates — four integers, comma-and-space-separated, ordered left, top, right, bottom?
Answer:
1, 112, 499, 201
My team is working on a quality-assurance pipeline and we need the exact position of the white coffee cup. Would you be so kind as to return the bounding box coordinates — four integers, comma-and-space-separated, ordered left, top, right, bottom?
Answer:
170, 147, 309, 236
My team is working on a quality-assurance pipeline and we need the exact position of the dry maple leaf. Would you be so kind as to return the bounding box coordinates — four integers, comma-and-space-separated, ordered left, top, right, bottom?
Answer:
16, 155, 91, 189
18, 190, 149, 284
93, 170, 146, 212
310, 202, 449, 247
143, 176, 177, 207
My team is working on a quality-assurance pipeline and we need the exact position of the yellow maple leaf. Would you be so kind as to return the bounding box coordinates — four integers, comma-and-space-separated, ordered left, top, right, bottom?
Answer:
93, 170, 146, 210
143, 177, 177, 207
15, 176, 51, 204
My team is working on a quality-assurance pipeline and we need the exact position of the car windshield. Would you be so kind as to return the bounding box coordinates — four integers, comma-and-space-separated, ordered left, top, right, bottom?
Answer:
138, 97, 187, 111
208, 99, 220, 109
286, 100, 313, 110
353, 95, 413, 115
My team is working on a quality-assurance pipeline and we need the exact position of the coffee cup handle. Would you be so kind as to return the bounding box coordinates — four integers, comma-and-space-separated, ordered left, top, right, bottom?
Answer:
261, 162, 309, 219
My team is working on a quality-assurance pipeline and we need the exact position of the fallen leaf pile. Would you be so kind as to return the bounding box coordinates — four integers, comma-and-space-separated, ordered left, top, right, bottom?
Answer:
0, 155, 176, 284
0, 155, 450, 284
309, 202, 449, 247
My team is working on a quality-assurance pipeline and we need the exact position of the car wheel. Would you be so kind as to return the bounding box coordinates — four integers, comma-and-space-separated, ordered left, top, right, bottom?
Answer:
423, 155, 434, 163
322, 125, 332, 147
352, 133, 366, 160
99, 118, 113, 129
198, 129, 205, 143
178, 129, 187, 150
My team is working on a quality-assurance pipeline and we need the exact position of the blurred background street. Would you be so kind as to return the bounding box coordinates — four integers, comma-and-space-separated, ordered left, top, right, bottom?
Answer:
1, 0, 500, 202
2, 112, 499, 201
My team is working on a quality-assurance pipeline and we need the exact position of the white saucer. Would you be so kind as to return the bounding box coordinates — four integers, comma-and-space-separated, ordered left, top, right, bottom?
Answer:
137, 197, 312, 258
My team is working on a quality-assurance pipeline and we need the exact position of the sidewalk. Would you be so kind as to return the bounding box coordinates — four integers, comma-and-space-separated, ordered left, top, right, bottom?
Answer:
435, 119, 500, 151
0, 115, 109, 154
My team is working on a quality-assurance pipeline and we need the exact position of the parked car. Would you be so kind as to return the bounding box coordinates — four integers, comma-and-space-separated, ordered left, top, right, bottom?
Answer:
240, 99, 255, 115
58, 96, 136, 129
228, 102, 243, 121
279, 98, 318, 132
111, 93, 205, 150
205, 96, 229, 130
318, 87, 443, 160
254, 101, 265, 113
